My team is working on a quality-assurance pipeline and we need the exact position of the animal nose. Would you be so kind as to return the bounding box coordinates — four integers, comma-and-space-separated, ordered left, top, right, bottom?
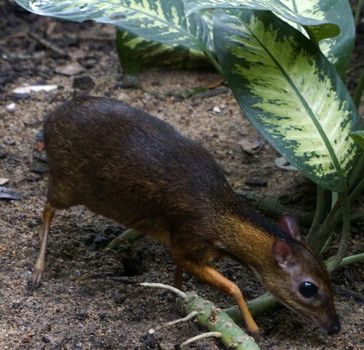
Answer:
326, 316, 341, 335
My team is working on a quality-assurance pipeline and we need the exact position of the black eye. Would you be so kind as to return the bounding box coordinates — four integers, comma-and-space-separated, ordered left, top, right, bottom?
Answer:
299, 281, 318, 298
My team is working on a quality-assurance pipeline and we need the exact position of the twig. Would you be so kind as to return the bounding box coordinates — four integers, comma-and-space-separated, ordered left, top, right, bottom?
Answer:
104, 228, 142, 250
192, 86, 229, 100
149, 311, 198, 334
180, 331, 222, 348
140, 282, 187, 299
28, 32, 69, 58
141, 283, 260, 350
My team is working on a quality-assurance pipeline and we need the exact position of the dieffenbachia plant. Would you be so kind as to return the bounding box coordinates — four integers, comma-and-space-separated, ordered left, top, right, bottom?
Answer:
15, 0, 364, 342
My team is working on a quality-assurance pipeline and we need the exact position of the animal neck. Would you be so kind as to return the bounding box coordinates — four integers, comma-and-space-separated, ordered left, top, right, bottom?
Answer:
217, 213, 277, 275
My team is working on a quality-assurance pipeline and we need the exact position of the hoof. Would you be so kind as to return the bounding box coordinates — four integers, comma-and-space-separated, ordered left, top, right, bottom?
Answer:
30, 269, 43, 290
247, 326, 261, 342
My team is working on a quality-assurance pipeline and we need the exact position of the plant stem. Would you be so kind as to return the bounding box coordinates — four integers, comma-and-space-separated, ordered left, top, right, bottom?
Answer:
353, 68, 364, 107
225, 292, 278, 321
331, 191, 351, 270
355, 0, 363, 27
306, 185, 325, 245
338, 252, 364, 267
349, 152, 364, 188
205, 51, 223, 75
104, 228, 142, 250
237, 190, 314, 227
313, 177, 364, 254
184, 292, 260, 350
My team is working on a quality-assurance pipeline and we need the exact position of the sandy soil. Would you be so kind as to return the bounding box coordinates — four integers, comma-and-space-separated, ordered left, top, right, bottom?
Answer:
0, 1, 363, 349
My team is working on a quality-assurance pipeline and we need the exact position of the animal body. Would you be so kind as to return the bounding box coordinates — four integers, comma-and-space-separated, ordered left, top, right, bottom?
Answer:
32, 96, 340, 337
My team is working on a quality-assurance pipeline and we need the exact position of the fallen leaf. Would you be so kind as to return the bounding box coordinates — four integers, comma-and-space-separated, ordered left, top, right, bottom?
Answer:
0, 178, 9, 186
275, 157, 298, 171
239, 136, 264, 154
0, 186, 22, 200
55, 62, 84, 76
12, 84, 58, 94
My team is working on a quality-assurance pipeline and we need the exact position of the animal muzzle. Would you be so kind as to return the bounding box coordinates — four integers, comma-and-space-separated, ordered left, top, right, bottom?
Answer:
325, 315, 341, 335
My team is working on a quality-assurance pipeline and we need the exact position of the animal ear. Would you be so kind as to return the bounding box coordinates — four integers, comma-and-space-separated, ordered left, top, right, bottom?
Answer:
278, 213, 302, 242
272, 240, 296, 270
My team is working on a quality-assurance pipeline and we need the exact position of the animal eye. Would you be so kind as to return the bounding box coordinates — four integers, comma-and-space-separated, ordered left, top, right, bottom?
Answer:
299, 281, 318, 298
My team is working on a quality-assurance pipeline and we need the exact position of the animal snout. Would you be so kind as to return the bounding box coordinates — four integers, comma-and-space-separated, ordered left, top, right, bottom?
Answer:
326, 315, 341, 335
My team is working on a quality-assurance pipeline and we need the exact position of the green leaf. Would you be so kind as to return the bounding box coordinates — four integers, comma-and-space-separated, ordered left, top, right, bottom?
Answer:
185, 0, 340, 39
284, 0, 355, 77
116, 30, 211, 75
15, 0, 211, 51
350, 131, 364, 150
214, 9, 361, 192
186, 0, 355, 75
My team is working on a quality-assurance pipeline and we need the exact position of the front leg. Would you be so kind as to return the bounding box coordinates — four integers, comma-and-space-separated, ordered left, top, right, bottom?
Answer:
173, 256, 260, 338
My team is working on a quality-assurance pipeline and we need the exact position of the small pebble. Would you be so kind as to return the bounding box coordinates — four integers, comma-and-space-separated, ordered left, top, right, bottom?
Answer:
73, 75, 95, 90
213, 106, 221, 113
6, 103, 16, 112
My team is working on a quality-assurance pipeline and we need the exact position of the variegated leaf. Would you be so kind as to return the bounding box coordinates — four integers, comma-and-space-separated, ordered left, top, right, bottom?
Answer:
186, 0, 354, 75
185, 0, 339, 38
350, 131, 364, 150
283, 0, 355, 76
15, 0, 212, 51
116, 29, 211, 75
214, 10, 361, 191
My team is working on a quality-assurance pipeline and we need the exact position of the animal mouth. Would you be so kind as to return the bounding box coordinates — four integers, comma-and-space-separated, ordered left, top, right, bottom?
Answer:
321, 315, 341, 335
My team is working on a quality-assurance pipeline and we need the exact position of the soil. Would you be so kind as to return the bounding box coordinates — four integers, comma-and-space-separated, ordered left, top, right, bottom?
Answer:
0, 1, 363, 349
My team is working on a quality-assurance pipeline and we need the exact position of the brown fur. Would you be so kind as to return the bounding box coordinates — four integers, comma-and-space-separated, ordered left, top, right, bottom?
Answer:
36, 96, 339, 336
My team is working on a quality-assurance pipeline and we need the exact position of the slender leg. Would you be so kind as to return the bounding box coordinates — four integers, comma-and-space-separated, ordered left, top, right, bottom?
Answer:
31, 203, 55, 289
178, 260, 260, 338
174, 265, 183, 290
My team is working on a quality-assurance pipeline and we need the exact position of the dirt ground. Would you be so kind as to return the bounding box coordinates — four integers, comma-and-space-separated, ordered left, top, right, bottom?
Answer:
0, 1, 363, 349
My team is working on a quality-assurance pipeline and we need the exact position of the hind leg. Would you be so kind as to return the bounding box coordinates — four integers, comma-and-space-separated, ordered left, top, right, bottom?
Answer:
31, 202, 55, 289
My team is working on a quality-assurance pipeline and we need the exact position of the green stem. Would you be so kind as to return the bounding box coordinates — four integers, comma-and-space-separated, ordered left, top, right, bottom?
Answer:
237, 190, 314, 227
205, 51, 223, 75
314, 178, 364, 254
313, 202, 339, 254
184, 292, 260, 350
331, 191, 351, 270
353, 68, 364, 107
349, 152, 364, 188
338, 252, 364, 267
104, 228, 142, 250
355, 0, 363, 27
225, 292, 278, 322
306, 185, 325, 245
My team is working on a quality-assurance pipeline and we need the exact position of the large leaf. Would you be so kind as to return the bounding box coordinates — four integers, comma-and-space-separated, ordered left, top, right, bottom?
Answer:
283, 0, 355, 76
214, 9, 361, 192
116, 29, 212, 75
185, 0, 340, 40
350, 131, 364, 150
15, 0, 211, 52
186, 0, 355, 75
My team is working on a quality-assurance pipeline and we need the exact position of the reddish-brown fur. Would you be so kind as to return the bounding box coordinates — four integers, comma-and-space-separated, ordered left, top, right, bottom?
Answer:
32, 96, 340, 337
